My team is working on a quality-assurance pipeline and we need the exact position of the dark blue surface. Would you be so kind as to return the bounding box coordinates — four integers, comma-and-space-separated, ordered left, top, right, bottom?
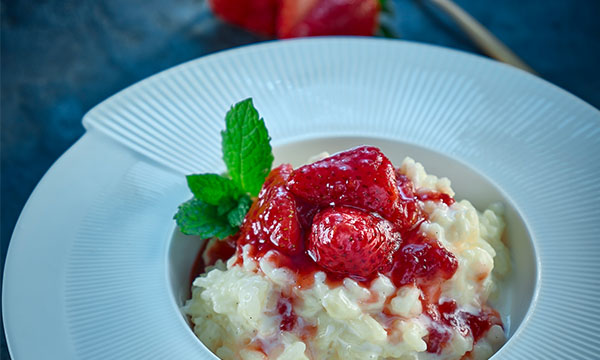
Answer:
2, 0, 599, 358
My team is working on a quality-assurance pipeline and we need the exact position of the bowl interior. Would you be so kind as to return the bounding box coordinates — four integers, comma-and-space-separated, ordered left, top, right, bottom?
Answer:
168, 136, 538, 343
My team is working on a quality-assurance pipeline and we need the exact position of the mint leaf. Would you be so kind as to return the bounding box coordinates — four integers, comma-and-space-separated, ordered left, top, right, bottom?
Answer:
227, 195, 252, 228
222, 98, 274, 197
217, 197, 237, 216
174, 198, 237, 239
186, 174, 239, 206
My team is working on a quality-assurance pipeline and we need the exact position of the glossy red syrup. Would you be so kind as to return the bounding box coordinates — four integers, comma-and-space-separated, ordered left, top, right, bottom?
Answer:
206, 236, 237, 266
425, 300, 502, 354
190, 147, 501, 352
277, 296, 297, 331
189, 235, 237, 284
418, 192, 456, 207
426, 325, 452, 355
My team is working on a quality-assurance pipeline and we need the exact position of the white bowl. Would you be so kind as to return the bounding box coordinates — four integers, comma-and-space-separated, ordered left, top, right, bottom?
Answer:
168, 136, 539, 358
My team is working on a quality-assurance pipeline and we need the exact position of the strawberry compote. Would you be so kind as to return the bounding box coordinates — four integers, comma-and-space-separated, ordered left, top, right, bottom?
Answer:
185, 146, 510, 360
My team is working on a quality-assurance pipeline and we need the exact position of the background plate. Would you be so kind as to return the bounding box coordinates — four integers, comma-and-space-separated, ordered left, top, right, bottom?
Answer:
3, 38, 600, 359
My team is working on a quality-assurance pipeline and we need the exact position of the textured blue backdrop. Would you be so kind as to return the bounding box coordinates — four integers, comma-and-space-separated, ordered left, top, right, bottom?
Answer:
2, 0, 599, 358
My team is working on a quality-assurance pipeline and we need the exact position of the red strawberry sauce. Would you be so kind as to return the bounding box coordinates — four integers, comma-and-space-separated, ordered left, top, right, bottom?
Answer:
191, 146, 501, 354
425, 301, 502, 354
189, 236, 237, 285
276, 296, 297, 332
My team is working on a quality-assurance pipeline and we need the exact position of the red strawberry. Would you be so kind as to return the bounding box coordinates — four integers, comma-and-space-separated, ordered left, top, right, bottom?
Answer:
287, 146, 399, 219
307, 206, 400, 279
208, 0, 279, 37
390, 233, 458, 288
393, 173, 423, 231
239, 164, 303, 254
277, 0, 380, 38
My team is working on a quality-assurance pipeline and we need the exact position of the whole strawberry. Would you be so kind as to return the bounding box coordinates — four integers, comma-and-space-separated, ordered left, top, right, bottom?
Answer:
307, 206, 400, 279
287, 145, 399, 219
277, 0, 381, 38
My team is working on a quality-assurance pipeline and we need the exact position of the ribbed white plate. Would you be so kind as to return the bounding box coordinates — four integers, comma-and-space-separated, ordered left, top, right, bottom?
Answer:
3, 38, 600, 360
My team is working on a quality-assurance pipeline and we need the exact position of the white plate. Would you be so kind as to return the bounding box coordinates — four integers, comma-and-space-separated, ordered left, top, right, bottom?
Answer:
3, 38, 600, 360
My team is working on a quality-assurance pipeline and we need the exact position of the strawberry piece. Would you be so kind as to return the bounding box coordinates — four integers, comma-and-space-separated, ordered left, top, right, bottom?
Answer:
307, 206, 400, 279
392, 173, 423, 231
390, 232, 458, 288
239, 164, 303, 255
287, 146, 399, 219
277, 0, 380, 38
208, 0, 279, 36
391, 201, 422, 232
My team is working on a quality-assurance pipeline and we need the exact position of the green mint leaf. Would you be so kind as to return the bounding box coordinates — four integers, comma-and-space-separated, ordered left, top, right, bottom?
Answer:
227, 195, 252, 228
217, 197, 237, 216
186, 174, 239, 206
174, 198, 237, 239
221, 98, 274, 197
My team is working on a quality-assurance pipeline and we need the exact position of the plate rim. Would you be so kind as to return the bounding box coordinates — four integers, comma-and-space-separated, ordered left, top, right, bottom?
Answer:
82, 36, 599, 136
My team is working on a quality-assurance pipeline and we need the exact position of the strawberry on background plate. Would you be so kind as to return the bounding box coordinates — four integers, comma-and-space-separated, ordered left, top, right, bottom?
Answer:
277, 0, 380, 38
207, 0, 382, 39
208, 0, 279, 36
308, 206, 400, 278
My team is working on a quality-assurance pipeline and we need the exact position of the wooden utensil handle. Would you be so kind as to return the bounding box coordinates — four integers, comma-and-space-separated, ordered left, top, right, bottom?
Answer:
430, 0, 536, 74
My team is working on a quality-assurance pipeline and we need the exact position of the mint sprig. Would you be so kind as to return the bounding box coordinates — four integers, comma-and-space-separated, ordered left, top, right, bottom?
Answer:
222, 98, 274, 197
174, 98, 273, 239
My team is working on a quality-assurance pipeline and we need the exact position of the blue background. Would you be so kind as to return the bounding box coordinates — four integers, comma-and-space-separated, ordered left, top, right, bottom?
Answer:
2, 0, 599, 358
